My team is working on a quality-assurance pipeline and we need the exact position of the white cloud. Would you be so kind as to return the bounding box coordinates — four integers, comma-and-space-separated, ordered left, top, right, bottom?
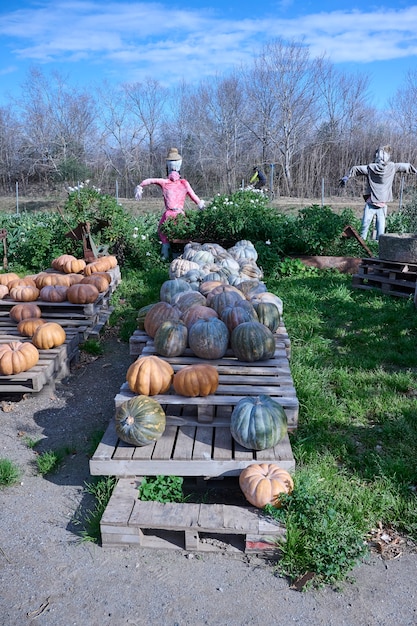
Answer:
1, 1, 417, 85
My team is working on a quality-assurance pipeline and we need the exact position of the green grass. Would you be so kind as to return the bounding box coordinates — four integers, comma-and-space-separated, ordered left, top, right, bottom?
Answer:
76, 476, 117, 543
35, 449, 68, 475
266, 271, 417, 585
0, 458, 21, 487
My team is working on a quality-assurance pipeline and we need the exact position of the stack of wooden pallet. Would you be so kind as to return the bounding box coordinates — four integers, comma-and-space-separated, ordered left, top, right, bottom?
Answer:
352, 257, 417, 298
91, 319, 298, 553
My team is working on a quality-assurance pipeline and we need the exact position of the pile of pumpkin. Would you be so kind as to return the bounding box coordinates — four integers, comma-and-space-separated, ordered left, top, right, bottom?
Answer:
116, 240, 294, 508
0, 254, 118, 377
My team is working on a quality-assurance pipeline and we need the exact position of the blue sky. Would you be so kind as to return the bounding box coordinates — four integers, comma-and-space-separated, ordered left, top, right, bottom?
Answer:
1, 0, 417, 108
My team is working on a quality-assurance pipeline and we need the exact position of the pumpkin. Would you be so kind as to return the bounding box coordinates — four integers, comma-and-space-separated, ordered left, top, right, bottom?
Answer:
205, 284, 243, 308
10, 303, 42, 323
84, 256, 117, 276
254, 301, 281, 333
80, 274, 110, 293
0, 341, 40, 375
160, 278, 192, 304
32, 322, 66, 349
137, 303, 157, 330
67, 283, 99, 304
61, 258, 86, 274
231, 321, 276, 362
39, 285, 68, 302
153, 319, 188, 357
239, 463, 294, 508
17, 317, 47, 337
51, 254, 77, 271
0, 284, 9, 299
126, 355, 174, 396
231, 395, 288, 451
220, 304, 258, 333
188, 317, 229, 360
209, 289, 245, 315
0, 272, 19, 286
181, 304, 219, 330
8, 277, 37, 290
173, 363, 219, 397
115, 395, 166, 447
34, 272, 72, 289
199, 280, 224, 297
250, 292, 283, 316
172, 290, 206, 312
144, 301, 180, 338
169, 258, 200, 279
9, 284, 40, 302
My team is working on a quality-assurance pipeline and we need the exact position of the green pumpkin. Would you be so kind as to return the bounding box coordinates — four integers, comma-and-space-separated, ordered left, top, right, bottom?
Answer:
115, 395, 166, 447
188, 317, 229, 359
153, 319, 188, 357
231, 395, 287, 450
160, 278, 192, 304
231, 321, 276, 362
137, 303, 156, 330
254, 301, 281, 333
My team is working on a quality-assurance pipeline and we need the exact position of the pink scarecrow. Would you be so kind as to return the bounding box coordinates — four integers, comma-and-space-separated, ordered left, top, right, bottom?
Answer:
135, 148, 205, 259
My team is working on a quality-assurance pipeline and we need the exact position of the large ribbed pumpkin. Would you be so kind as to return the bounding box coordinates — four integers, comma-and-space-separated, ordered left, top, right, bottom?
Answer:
137, 303, 157, 330
10, 303, 42, 323
188, 317, 229, 360
220, 304, 257, 333
231, 321, 275, 362
67, 283, 99, 304
0, 272, 19, 286
34, 272, 72, 289
126, 355, 174, 395
32, 322, 66, 349
231, 395, 288, 450
239, 463, 294, 508
144, 301, 180, 338
115, 395, 166, 446
9, 284, 40, 302
254, 301, 281, 333
0, 341, 40, 375
39, 285, 68, 302
153, 319, 188, 357
172, 290, 206, 313
160, 278, 192, 304
17, 317, 46, 337
173, 363, 219, 397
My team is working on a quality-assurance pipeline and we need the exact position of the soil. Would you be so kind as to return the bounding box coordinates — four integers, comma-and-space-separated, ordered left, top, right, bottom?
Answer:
1, 328, 417, 626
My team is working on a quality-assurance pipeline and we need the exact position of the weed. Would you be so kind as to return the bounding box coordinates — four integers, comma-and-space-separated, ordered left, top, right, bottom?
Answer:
36, 449, 65, 475
0, 458, 21, 487
80, 338, 104, 356
76, 476, 117, 543
22, 435, 41, 449
138, 475, 188, 503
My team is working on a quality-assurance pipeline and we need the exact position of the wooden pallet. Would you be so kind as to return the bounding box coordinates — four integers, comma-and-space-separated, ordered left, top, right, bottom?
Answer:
90, 412, 295, 479
101, 477, 286, 553
0, 329, 79, 393
352, 257, 417, 297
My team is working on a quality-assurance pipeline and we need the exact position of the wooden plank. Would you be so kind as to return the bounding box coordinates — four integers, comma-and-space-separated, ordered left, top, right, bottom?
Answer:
172, 426, 196, 460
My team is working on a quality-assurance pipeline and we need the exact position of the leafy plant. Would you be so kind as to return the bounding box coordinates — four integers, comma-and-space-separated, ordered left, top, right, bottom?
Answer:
0, 458, 21, 487
277, 257, 320, 277
22, 435, 41, 449
138, 475, 187, 503
80, 338, 104, 356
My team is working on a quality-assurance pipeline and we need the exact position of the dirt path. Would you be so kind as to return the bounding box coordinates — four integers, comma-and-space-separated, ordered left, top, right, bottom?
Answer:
0, 331, 416, 626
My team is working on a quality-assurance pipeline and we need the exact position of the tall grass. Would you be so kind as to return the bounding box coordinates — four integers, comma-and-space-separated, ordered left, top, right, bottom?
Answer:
267, 271, 417, 585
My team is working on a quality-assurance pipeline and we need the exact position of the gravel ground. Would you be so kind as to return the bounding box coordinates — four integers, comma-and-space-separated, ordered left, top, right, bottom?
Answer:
1, 330, 416, 626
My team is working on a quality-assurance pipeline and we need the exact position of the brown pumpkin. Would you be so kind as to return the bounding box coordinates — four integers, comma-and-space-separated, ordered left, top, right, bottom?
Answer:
0, 341, 40, 375
239, 463, 294, 508
0, 272, 20, 286
181, 304, 219, 330
144, 301, 180, 338
51, 254, 77, 271
34, 272, 72, 289
39, 285, 68, 302
7, 277, 37, 290
67, 283, 99, 304
126, 355, 174, 396
61, 258, 86, 274
173, 364, 219, 397
17, 317, 47, 337
10, 303, 42, 323
9, 284, 40, 302
80, 273, 111, 293
32, 322, 66, 349
84, 255, 117, 275
0, 284, 9, 299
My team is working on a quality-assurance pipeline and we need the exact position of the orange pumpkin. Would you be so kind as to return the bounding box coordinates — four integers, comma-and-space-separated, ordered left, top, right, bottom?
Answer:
84, 255, 117, 275
51, 254, 77, 271
10, 303, 42, 323
7, 277, 37, 290
0, 341, 40, 375
17, 317, 47, 337
67, 283, 99, 304
9, 284, 40, 302
239, 463, 294, 509
34, 273, 71, 289
173, 364, 219, 397
0, 272, 20, 286
126, 355, 174, 396
0, 284, 9, 299
32, 322, 66, 349
80, 273, 110, 293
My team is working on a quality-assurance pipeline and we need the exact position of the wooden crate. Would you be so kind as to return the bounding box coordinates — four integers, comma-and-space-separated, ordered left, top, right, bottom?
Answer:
0, 329, 79, 393
352, 257, 417, 297
101, 477, 286, 553
90, 413, 295, 479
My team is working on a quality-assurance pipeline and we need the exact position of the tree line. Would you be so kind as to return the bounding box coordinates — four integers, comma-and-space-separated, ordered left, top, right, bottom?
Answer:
1, 37, 417, 202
